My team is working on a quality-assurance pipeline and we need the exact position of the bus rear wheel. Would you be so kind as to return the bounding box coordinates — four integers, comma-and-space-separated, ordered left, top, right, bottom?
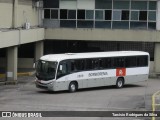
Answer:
116, 78, 124, 88
69, 82, 77, 92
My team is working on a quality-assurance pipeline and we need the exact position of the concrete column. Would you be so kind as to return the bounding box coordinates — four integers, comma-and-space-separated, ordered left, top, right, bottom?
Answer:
6, 46, 18, 81
154, 43, 160, 73
156, 0, 160, 30
35, 41, 44, 61
13, 0, 18, 28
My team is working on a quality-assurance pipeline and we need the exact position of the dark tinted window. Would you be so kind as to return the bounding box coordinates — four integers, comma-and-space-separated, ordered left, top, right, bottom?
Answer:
60, 9, 67, 19
137, 56, 148, 67
43, 0, 59, 8
70, 59, 85, 72
44, 9, 50, 19
99, 58, 112, 69
77, 10, 85, 19
125, 57, 137, 67
114, 57, 125, 68
85, 59, 99, 70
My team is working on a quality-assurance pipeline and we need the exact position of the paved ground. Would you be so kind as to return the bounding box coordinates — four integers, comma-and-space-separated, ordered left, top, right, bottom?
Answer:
0, 76, 159, 120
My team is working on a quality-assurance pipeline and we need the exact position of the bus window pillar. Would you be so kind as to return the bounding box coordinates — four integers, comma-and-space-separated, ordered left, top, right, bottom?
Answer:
154, 43, 160, 73
6, 46, 18, 81
35, 41, 44, 61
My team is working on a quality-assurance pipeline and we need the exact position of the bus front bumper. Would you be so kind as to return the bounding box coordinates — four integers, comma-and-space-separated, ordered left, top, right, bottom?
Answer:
35, 80, 55, 91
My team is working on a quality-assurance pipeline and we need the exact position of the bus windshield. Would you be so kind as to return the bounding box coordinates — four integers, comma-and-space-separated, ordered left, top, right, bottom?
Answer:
36, 60, 57, 81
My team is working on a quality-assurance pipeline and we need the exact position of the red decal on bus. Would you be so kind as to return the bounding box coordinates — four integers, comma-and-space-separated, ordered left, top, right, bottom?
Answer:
116, 68, 126, 76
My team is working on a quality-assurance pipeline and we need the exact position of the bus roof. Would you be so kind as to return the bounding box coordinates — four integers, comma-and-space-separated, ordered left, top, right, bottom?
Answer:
40, 51, 149, 62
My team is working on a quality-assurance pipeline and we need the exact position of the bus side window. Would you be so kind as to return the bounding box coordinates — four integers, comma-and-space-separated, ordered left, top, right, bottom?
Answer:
137, 56, 148, 67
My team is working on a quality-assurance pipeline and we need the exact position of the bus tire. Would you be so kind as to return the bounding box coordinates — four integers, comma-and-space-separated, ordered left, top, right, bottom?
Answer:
69, 82, 77, 92
116, 77, 124, 88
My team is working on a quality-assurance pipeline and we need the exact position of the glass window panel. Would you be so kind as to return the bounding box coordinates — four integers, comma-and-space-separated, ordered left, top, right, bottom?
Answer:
95, 21, 111, 28
95, 10, 103, 20
113, 10, 121, 20
77, 10, 85, 19
68, 10, 76, 19
148, 22, 156, 30
77, 21, 93, 28
149, 1, 157, 10
86, 10, 94, 19
60, 9, 67, 19
113, 0, 130, 9
105, 10, 112, 20
112, 21, 129, 29
44, 0, 59, 8
139, 11, 147, 21
131, 11, 139, 20
130, 22, 147, 29
44, 9, 50, 19
121, 10, 129, 20
51, 10, 58, 19
60, 20, 76, 28
131, 1, 147, 10
95, 0, 112, 9
148, 11, 156, 21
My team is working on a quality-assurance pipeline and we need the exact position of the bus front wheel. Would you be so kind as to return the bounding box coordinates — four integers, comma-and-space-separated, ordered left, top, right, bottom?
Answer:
116, 78, 124, 88
69, 82, 77, 92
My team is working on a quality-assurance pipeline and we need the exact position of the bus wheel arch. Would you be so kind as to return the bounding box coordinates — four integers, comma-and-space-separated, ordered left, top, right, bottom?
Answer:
69, 81, 78, 92
116, 77, 125, 88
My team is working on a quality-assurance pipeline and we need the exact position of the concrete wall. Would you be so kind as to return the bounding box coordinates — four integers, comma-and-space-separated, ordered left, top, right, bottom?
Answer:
0, 0, 13, 28
45, 28, 160, 42
0, 28, 44, 48
18, 0, 39, 28
0, 58, 33, 68
154, 43, 160, 73
0, 0, 39, 28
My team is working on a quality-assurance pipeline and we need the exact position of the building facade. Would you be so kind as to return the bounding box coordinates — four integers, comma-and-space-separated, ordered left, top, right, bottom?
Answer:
43, 0, 160, 74
0, 0, 160, 81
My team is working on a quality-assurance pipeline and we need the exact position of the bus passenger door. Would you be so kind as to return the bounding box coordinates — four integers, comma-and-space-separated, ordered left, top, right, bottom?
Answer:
56, 61, 69, 90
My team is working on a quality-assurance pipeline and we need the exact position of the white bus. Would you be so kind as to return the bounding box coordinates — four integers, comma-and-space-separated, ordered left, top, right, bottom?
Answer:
35, 51, 149, 92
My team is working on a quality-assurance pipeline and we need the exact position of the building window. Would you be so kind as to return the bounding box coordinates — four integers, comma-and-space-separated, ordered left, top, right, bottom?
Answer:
121, 10, 129, 20
139, 11, 147, 21
44, 9, 50, 19
86, 10, 94, 20
60, 9, 67, 19
149, 1, 157, 10
113, 10, 121, 21
113, 0, 130, 9
77, 21, 93, 28
77, 10, 85, 19
148, 11, 156, 21
131, 11, 139, 20
95, 10, 104, 20
95, 0, 112, 9
60, 20, 76, 28
68, 10, 76, 19
105, 10, 112, 20
51, 9, 58, 19
131, 1, 147, 10
44, 0, 59, 8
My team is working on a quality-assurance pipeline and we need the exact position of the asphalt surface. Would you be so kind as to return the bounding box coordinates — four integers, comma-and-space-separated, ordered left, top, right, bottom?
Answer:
0, 76, 160, 120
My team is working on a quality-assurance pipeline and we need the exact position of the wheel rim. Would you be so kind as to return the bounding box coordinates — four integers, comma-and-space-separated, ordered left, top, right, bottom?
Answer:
118, 80, 123, 87
70, 84, 76, 92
